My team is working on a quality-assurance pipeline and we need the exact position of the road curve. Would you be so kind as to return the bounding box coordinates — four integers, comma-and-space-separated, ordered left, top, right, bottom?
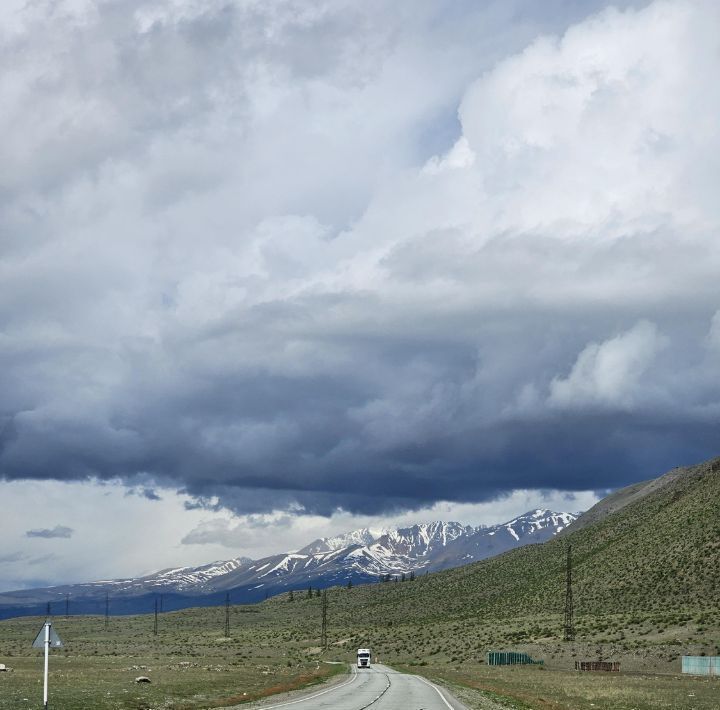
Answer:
245, 664, 469, 710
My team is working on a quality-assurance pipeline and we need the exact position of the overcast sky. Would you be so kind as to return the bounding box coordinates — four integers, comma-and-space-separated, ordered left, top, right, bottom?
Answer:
1, 0, 718, 590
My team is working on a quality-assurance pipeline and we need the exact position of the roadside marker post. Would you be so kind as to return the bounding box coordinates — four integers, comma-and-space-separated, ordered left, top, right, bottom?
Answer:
32, 620, 64, 708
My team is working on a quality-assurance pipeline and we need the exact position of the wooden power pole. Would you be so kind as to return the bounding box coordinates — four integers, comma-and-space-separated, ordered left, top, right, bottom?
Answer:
563, 545, 575, 641
320, 589, 328, 650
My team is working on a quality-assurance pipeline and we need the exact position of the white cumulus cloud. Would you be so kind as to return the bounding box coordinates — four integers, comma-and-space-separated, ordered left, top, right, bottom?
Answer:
549, 321, 668, 409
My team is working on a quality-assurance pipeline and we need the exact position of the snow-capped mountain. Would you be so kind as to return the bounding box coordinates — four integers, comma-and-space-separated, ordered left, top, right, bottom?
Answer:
133, 556, 255, 590
298, 527, 387, 554
0, 510, 578, 619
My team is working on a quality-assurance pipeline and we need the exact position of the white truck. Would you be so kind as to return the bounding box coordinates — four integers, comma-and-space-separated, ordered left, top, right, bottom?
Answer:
356, 648, 371, 668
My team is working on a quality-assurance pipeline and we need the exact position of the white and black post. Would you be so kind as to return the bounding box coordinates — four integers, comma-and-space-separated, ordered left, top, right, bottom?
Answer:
32, 618, 63, 709
43, 621, 50, 708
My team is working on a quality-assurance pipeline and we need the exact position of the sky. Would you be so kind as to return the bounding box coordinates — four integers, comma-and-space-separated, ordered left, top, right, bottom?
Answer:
1, 0, 719, 591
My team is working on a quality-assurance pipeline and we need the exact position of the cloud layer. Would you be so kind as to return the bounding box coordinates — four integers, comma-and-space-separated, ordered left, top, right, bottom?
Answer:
0, 478, 600, 590
1, 0, 719, 516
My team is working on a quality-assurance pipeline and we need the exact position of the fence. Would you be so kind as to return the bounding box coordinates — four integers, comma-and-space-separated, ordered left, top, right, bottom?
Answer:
575, 661, 620, 672
682, 656, 720, 676
486, 651, 543, 666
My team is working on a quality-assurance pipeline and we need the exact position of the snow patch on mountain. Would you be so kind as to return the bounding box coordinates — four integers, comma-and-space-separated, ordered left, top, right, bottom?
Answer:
298, 527, 388, 554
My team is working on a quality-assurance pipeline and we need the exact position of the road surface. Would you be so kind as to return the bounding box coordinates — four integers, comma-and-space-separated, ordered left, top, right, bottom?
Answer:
246, 664, 469, 710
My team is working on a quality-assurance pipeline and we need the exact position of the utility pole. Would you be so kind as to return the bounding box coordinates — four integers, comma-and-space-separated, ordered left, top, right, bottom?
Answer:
105, 593, 109, 630
563, 545, 575, 641
65, 594, 69, 619
224, 592, 230, 637
154, 598, 158, 636
160, 594, 163, 613
320, 589, 328, 650
46, 601, 51, 617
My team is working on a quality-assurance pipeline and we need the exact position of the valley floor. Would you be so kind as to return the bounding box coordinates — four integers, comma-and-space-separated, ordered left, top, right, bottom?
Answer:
1, 602, 719, 710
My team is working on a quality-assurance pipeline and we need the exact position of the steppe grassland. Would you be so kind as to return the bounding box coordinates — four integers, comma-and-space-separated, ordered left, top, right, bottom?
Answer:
2, 585, 719, 710
0, 605, 344, 710
419, 663, 720, 710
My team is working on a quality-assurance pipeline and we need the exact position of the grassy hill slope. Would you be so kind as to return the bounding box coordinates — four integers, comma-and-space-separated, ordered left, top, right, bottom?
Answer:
303, 455, 720, 709
324, 455, 720, 624
284, 455, 720, 678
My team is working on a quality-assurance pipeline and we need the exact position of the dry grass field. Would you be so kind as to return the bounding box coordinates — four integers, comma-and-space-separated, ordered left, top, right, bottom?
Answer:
0, 607, 345, 710
418, 664, 720, 710
1, 595, 719, 709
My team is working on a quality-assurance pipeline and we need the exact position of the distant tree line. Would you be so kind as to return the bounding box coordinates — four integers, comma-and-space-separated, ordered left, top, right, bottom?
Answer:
378, 570, 416, 583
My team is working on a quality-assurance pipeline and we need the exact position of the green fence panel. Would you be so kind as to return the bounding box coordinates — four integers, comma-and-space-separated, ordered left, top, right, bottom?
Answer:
682, 656, 720, 676
487, 651, 543, 666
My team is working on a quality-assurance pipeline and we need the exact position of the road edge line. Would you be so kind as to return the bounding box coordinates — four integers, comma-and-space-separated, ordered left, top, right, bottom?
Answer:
415, 674, 455, 709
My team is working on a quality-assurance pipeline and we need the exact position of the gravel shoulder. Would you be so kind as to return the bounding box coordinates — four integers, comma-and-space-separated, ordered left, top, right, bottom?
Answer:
444, 682, 519, 710
218, 663, 353, 709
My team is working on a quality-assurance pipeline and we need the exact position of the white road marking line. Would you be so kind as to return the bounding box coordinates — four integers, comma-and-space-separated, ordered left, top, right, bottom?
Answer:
358, 672, 391, 709
253, 665, 358, 709
415, 675, 455, 710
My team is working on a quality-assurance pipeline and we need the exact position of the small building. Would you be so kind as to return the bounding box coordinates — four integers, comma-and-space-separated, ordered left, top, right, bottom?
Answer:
575, 661, 620, 672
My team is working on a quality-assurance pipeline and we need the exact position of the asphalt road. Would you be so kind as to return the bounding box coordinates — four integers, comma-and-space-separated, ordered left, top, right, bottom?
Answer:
248, 664, 469, 710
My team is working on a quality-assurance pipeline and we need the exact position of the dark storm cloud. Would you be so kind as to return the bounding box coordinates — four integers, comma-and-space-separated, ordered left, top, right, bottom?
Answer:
26, 526, 74, 539
0, 0, 718, 516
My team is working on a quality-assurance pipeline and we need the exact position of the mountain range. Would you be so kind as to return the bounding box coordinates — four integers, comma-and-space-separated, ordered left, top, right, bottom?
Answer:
0, 509, 576, 619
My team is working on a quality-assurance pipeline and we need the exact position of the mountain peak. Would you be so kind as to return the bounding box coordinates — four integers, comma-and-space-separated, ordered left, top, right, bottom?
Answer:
297, 527, 388, 555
